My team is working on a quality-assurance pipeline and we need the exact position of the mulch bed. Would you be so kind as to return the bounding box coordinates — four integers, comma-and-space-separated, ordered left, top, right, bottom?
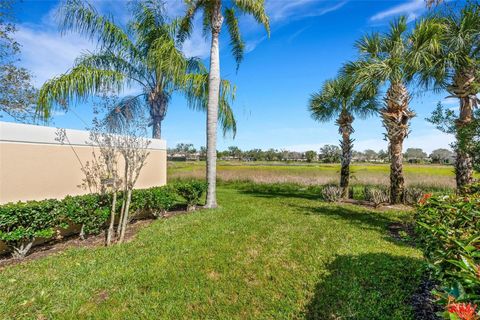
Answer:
0, 209, 189, 270
341, 198, 413, 211
411, 277, 442, 320
387, 222, 442, 320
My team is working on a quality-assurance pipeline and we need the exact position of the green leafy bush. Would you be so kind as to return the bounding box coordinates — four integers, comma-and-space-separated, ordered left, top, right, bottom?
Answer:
0, 199, 63, 258
404, 187, 425, 205
464, 182, 480, 195
62, 194, 110, 238
131, 186, 177, 217
0, 182, 200, 258
415, 191, 480, 311
175, 180, 207, 211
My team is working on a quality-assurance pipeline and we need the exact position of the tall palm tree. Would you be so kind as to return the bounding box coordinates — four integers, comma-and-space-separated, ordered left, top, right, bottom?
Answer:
37, 0, 236, 139
420, 5, 480, 191
178, 0, 270, 208
345, 17, 443, 204
309, 75, 379, 198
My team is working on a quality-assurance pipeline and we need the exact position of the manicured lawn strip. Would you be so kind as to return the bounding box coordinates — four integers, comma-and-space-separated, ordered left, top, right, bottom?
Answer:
0, 185, 423, 319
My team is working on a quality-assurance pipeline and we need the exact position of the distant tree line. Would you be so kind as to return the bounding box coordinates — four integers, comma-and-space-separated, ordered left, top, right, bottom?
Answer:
168, 143, 455, 164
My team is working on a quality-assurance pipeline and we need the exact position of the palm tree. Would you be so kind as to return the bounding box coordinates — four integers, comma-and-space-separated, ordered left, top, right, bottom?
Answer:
178, 0, 270, 208
309, 75, 379, 198
345, 17, 443, 204
37, 0, 236, 139
420, 5, 480, 191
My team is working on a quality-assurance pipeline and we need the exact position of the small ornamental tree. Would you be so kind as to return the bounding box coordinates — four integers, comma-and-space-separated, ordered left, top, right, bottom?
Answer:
88, 96, 123, 245
116, 117, 150, 243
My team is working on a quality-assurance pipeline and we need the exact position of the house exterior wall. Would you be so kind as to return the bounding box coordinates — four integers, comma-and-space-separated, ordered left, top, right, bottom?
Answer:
0, 121, 167, 204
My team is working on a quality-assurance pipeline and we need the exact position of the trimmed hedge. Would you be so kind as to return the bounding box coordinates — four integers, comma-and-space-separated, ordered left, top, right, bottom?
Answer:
0, 199, 64, 258
0, 181, 206, 257
415, 186, 480, 318
175, 180, 207, 211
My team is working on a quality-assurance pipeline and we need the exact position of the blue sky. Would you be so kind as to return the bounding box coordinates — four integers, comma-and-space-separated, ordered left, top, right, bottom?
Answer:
10, 0, 464, 153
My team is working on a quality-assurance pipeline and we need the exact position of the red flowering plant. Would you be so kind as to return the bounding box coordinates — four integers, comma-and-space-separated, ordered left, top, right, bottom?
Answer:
446, 302, 479, 320
415, 191, 480, 313
418, 193, 433, 205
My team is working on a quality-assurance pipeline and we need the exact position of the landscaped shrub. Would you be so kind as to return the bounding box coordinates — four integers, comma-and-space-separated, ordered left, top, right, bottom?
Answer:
415, 191, 480, 317
464, 182, 480, 195
62, 194, 110, 239
363, 186, 389, 207
131, 186, 177, 218
175, 180, 207, 211
321, 185, 343, 202
0, 182, 202, 258
404, 187, 425, 205
0, 199, 63, 258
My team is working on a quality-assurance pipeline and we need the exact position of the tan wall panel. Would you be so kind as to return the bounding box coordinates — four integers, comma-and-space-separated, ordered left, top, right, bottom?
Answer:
0, 142, 166, 203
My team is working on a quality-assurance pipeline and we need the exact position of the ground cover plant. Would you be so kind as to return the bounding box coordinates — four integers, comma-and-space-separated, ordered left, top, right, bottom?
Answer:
0, 183, 424, 319
415, 185, 480, 319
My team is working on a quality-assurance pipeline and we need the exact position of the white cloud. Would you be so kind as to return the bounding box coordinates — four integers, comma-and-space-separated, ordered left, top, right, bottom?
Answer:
179, 24, 210, 59
267, 0, 347, 22
288, 26, 309, 43
370, 0, 425, 22
16, 25, 95, 87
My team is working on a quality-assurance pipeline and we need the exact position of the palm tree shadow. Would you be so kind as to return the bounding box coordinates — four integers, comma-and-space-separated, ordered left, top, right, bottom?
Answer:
302, 253, 425, 319
290, 203, 416, 249
237, 183, 322, 200
292, 203, 394, 230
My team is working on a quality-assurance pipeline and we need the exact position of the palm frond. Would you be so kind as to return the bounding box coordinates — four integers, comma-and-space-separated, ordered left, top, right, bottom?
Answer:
147, 34, 188, 89
309, 75, 380, 123
178, 0, 203, 43
233, 0, 270, 36
355, 33, 381, 57
75, 51, 148, 87
224, 7, 245, 70
309, 79, 343, 122
182, 73, 237, 136
103, 94, 147, 132
37, 66, 124, 119
58, 0, 139, 59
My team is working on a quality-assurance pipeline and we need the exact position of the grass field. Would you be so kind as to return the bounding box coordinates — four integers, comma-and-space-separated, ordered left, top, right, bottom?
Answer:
168, 161, 466, 189
0, 184, 423, 319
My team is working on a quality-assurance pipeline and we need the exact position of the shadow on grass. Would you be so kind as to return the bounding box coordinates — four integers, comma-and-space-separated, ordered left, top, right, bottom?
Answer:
291, 203, 395, 231
303, 253, 424, 320
234, 182, 323, 201
289, 203, 416, 249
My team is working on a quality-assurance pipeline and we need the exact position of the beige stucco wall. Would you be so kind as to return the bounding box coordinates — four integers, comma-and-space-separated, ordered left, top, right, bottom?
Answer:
0, 121, 167, 204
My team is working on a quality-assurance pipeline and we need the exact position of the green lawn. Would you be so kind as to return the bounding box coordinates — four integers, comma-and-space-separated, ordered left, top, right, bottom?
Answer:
0, 184, 423, 319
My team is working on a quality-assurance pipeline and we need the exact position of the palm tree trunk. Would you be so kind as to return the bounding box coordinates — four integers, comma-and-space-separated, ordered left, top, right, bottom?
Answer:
205, 1, 223, 209
382, 83, 414, 204
149, 92, 167, 139
337, 110, 354, 199
151, 119, 162, 139
450, 69, 476, 191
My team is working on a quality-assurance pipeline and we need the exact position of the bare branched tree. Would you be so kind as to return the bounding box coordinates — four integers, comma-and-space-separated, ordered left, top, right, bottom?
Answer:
116, 119, 150, 243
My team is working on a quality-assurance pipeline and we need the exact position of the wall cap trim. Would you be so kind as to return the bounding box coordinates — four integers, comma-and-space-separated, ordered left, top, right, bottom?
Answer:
0, 121, 167, 150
